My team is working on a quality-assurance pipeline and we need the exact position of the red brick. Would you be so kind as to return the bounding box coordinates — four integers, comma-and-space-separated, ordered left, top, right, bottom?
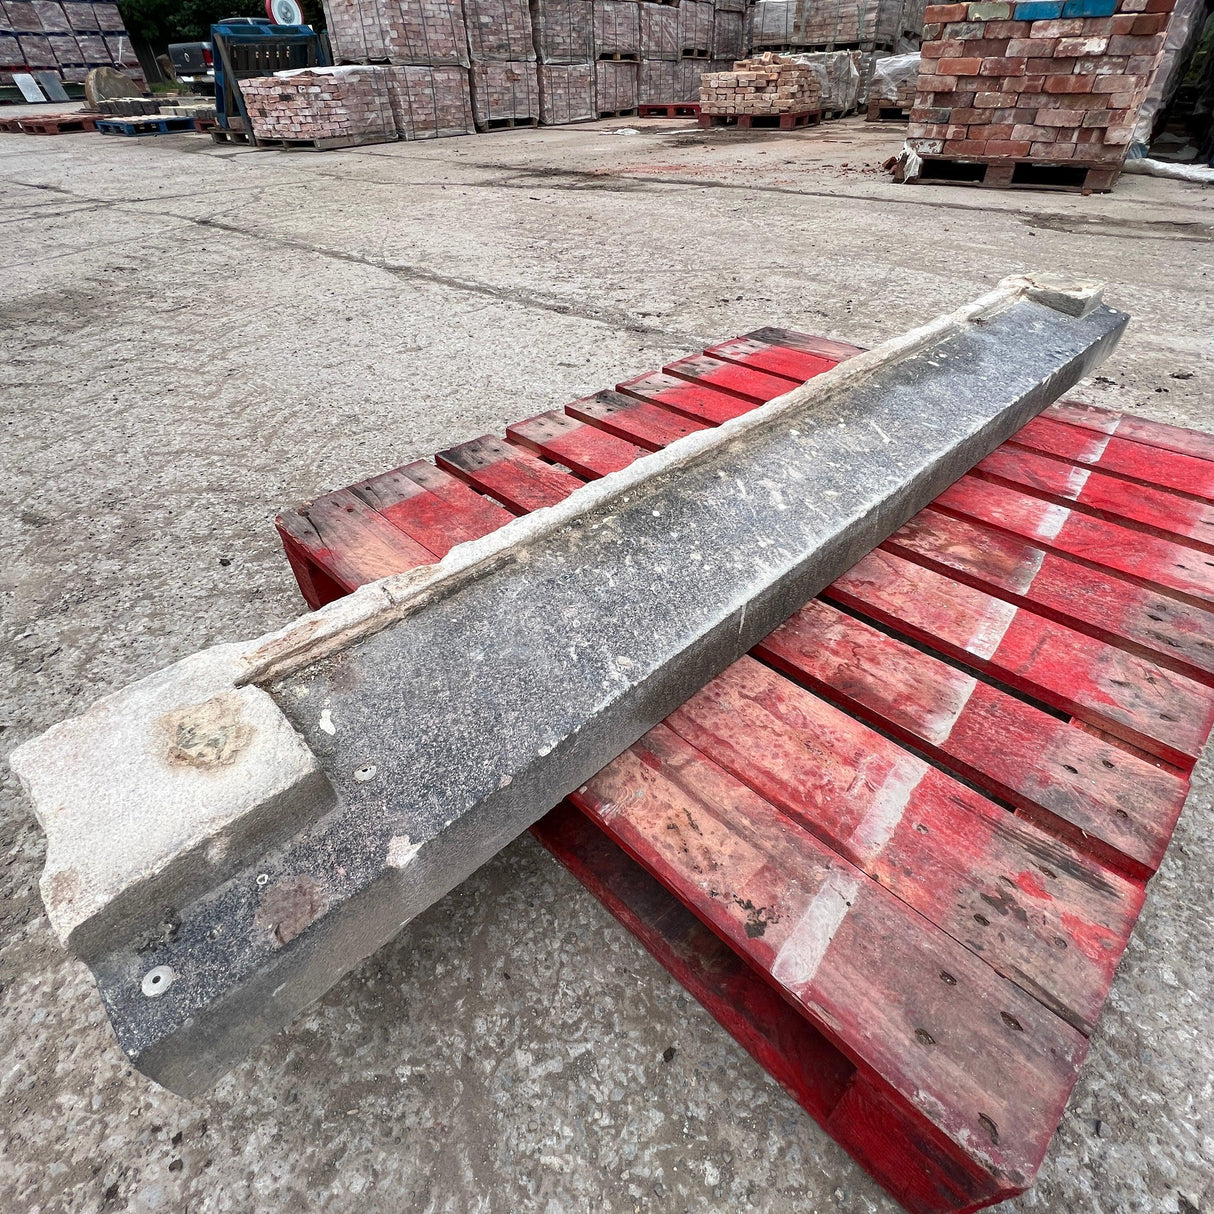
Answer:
911, 106, 952, 122
948, 106, 984, 122
1128, 54, 1158, 73
974, 90, 1018, 106
924, 3, 968, 20
966, 38, 1013, 54
1082, 108, 1113, 126
980, 56, 1027, 75
1030, 18, 1085, 35
912, 122, 950, 138
1013, 105, 1039, 121
943, 138, 989, 153
1045, 74, 1093, 92
1056, 36, 1109, 55
1007, 37, 1054, 54
984, 19, 1031, 36
985, 139, 1032, 156
1107, 33, 1163, 55
1012, 123, 1054, 139
1079, 17, 1115, 35
1054, 125, 1079, 141
938, 57, 983, 74
1025, 57, 1060, 73
1132, 13, 1168, 33
1073, 55, 1129, 73
922, 38, 965, 57
1144, 0, 1175, 12
1036, 106, 1084, 125
946, 123, 971, 137
923, 22, 944, 38
1110, 14, 1136, 33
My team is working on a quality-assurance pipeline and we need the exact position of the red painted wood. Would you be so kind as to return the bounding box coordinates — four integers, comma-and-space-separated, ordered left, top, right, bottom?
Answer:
533, 803, 1004, 1214
1045, 399, 1214, 465
274, 488, 435, 597
505, 410, 645, 478
704, 335, 842, 382
974, 444, 1214, 554
531, 804, 858, 1123
276, 531, 348, 610
756, 598, 1186, 882
351, 460, 515, 557
661, 353, 800, 404
1011, 416, 1214, 503
886, 507, 1214, 686
935, 475, 1214, 610
665, 657, 1142, 1033
571, 723, 1089, 1196
435, 435, 584, 514
564, 389, 710, 451
615, 370, 757, 425
825, 548, 1214, 769
742, 326, 866, 364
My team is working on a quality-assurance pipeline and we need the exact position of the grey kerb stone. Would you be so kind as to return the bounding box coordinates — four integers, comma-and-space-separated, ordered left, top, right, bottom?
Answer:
9, 276, 1128, 1095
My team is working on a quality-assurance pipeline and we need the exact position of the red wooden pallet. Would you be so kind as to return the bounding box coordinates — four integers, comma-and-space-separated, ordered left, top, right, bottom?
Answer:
274, 330, 1212, 1213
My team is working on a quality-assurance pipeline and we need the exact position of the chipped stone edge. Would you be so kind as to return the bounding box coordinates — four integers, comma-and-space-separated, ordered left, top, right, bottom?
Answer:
240, 274, 1089, 686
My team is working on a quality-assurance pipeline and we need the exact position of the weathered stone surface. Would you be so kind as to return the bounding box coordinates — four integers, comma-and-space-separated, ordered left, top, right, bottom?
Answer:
9, 652, 334, 963
10, 278, 1127, 1095
84, 65, 142, 104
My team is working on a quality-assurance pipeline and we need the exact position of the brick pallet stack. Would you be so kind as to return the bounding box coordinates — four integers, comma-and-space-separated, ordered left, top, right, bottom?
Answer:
593, 0, 639, 114
748, 0, 926, 51
905, 0, 1176, 189
239, 68, 397, 144
467, 0, 538, 126
320, 0, 477, 132
700, 51, 824, 117
638, 1, 679, 104
533, 0, 596, 121
0, 0, 144, 91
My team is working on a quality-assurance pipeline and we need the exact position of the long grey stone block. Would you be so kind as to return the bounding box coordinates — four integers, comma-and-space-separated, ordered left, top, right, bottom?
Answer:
9, 276, 1127, 1094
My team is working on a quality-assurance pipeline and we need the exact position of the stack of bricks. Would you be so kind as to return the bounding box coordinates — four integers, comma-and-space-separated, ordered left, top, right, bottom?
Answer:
594, 0, 639, 116
321, 0, 468, 65
699, 52, 824, 116
386, 64, 476, 136
536, 61, 597, 121
908, 0, 1175, 188
533, 0, 595, 122
748, 0, 921, 51
470, 58, 540, 125
239, 69, 397, 144
0, 0, 143, 89
465, 0, 537, 128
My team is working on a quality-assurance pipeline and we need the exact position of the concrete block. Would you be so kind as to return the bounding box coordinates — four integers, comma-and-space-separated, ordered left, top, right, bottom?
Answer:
11, 278, 1128, 1095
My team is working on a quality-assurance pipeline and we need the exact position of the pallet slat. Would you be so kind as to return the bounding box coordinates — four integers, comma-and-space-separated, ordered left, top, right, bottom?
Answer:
1044, 400, 1214, 465
564, 388, 711, 451
974, 444, 1214, 554
885, 507, 1214, 685
435, 435, 584, 513
704, 335, 842, 382
615, 370, 757, 425
1011, 416, 1214, 503
756, 599, 1187, 882
665, 656, 1142, 1034
571, 723, 1090, 1195
351, 460, 515, 556
936, 476, 1214, 609
825, 548, 1214, 769
660, 352, 800, 403
506, 410, 645, 479
275, 488, 435, 596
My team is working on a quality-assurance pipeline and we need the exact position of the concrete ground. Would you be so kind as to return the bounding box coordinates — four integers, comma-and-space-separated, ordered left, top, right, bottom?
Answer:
1, 111, 1212, 1214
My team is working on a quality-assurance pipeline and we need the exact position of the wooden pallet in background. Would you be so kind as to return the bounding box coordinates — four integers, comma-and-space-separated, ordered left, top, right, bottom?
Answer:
274, 330, 1214, 1213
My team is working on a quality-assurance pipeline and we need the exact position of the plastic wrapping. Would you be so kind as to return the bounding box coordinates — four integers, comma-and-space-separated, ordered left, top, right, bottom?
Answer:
1131, 0, 1210, 148
245, 67, 397, 142
869, 51, 919, 104
788, 49, 862, 114
470, 59, 540, 125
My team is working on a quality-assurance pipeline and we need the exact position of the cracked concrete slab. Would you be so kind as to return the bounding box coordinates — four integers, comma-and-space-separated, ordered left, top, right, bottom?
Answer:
1, 117, 1211, 1214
